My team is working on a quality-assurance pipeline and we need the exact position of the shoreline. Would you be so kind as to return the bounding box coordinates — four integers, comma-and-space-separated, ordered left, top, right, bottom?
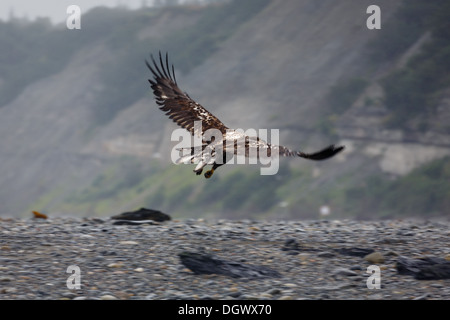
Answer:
1, 217, 449, 300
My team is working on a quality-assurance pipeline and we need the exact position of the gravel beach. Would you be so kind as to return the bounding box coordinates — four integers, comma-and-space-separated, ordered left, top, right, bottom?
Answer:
0, 216, 449, 300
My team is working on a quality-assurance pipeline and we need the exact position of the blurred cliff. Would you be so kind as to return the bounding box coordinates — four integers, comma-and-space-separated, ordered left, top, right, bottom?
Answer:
0, 0, 449, 219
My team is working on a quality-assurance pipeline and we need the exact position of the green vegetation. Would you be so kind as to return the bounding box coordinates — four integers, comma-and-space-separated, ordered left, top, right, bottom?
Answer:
340, 157, 450, 218
39, 154, 450, 219
197, 164, 289, 213
49, 158, 294, 218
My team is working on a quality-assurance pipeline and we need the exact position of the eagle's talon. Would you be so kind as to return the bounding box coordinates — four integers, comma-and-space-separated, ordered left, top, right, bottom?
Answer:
194, 169, 203, 175
204, 170, 214, 179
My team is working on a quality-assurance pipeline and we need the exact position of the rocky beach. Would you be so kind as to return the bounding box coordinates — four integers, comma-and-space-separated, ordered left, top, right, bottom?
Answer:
0, 216, 449, 300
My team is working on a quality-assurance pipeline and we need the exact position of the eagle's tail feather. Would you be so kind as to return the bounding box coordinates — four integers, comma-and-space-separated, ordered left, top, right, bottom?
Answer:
296, 145, 345, 160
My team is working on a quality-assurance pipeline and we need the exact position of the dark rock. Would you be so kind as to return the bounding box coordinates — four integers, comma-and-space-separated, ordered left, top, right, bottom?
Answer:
349, 265, 362, 271
228, 291, 242, 298
332, 267, 358, 278
335, 247, 374, 257
396, 256, 450, 280
396, 256, 444, 276
416, 264, 450, 280
100, 250, 117, 256
281, 238, 300, 255
281, 239, 320, 254
179, 251, 281, 279
266, 288, 281, 295
111, 208, 170, 222
396, 230, 415, 236
377, 238, 407, 244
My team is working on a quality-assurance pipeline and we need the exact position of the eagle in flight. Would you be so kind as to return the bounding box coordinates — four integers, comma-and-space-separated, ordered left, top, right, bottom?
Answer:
146, 52, 344, 178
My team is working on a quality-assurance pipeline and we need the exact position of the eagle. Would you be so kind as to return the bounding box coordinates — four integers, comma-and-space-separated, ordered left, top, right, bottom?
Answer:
146, 52, 344, 178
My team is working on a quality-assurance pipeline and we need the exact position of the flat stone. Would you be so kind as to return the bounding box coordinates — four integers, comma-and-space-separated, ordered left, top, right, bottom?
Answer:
336, 247, 374, 257
119, 240, 139, 245
317, 251, 336, 258
364, 252, 385, 264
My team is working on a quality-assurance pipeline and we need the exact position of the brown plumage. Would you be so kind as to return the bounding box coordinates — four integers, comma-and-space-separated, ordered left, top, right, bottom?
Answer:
146, 53, 228, 138
146, 52, 344, 178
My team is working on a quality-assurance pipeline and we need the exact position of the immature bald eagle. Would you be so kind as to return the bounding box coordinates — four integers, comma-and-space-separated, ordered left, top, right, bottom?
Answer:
147, 52, 344, 178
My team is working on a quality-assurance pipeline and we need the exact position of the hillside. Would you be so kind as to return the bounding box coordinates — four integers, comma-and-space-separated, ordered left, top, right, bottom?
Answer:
0, 0, 449, 219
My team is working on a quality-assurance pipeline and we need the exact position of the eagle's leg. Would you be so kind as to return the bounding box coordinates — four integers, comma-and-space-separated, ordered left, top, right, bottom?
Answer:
204, 162, 224, 179
194, 161, 207, 175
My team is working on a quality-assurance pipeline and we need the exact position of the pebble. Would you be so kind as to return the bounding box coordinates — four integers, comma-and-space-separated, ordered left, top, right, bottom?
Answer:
228, 291, 242, 298
283, 283, 297, 288
0, 277, 13, 282
119, 241, 139, 245
61, 292, 77, 299
266, 288, 281, 295
349, 265, 362, 270
278, 295, 294, 300
100, 294, 118, 300
107, 263, 122, 268
145, 293, 157, 299
0, 217, 448, 300
413, 293, 429, 300
386, 251, 400, 257
332, 268, 358, 277
317, 251, 336, 258
2, 287, 17, 294
364, 252, 385, 264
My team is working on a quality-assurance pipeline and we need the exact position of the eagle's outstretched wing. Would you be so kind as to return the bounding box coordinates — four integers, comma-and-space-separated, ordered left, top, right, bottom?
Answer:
146, 52, 228, 137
